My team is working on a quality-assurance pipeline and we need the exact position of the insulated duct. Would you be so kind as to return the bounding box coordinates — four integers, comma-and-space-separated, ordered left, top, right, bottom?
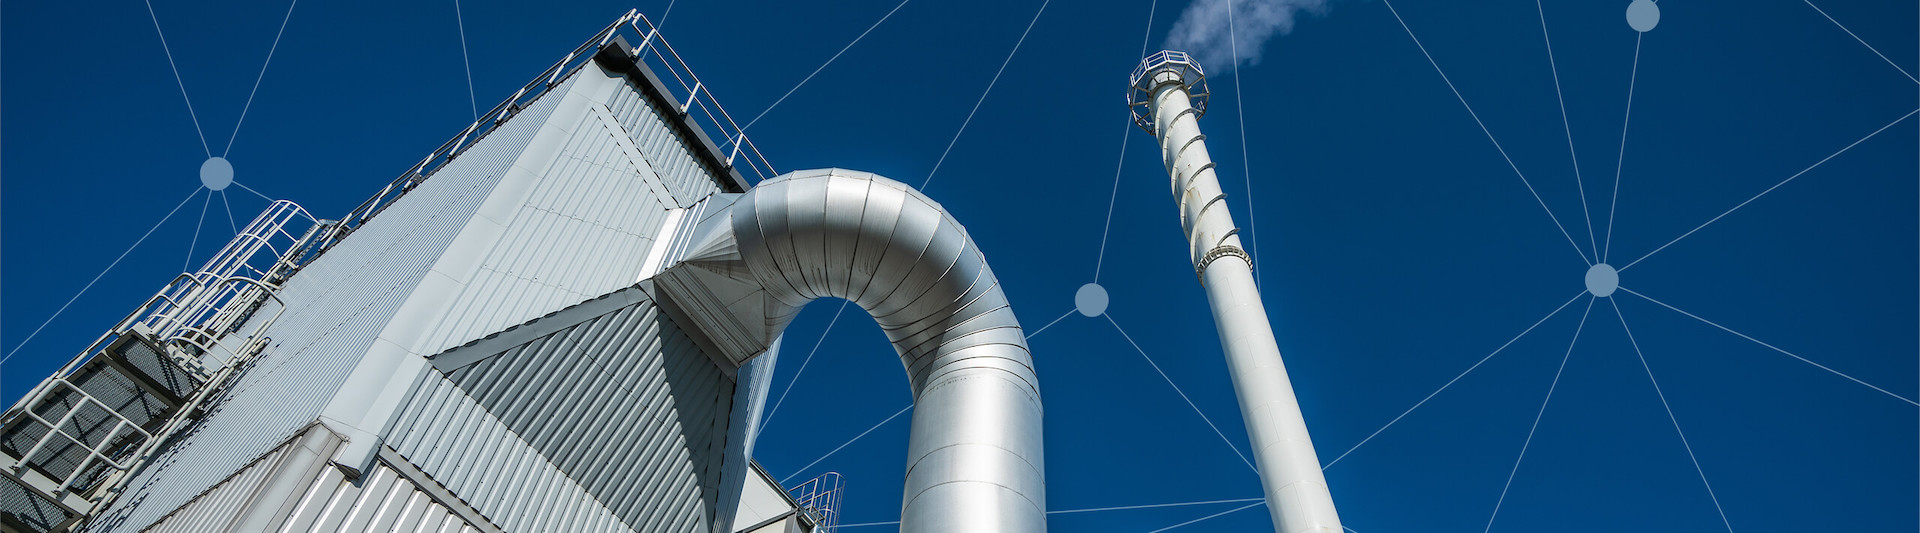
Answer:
653, 169, 1044, 532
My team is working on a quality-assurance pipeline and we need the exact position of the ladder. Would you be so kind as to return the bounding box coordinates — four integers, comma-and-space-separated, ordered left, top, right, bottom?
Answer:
0, 201, 326, 532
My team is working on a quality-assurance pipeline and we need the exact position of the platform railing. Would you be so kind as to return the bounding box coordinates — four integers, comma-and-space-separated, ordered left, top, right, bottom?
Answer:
788, 471, 845, 532
0, 201, 315, 531
313, 9, 777, 257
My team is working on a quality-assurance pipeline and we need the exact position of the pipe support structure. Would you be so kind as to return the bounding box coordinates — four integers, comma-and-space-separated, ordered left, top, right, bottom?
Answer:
1132, 51, 1344, 533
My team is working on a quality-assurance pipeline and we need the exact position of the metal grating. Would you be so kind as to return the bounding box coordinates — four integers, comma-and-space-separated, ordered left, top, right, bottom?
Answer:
115, 342, 197, 401
0, 475, 70, 532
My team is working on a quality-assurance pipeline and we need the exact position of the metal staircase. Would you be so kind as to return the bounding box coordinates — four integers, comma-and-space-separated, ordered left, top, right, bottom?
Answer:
0, 201, 327, 532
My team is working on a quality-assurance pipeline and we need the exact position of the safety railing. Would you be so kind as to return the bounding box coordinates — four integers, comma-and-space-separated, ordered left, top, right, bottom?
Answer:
5, 380, 154, 494
1127, 49, 1210, 135
312, 9, 777, 256
0, 201, 314, 529
134, 200, 315, 366
788, 472, 845, 532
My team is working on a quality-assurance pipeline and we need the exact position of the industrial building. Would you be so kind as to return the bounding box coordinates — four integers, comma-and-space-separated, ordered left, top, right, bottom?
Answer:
0, 12, 917, 533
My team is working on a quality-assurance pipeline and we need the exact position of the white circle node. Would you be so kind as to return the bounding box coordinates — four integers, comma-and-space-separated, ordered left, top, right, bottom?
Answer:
1627, 0, 1660, 32
1585, 263, 1619, 298
200, 157, 233, 191
1074, 283, 1109, 317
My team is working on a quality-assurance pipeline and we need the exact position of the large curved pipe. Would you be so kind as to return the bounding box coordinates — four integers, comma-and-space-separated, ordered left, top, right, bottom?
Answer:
657, 169, 1044, 532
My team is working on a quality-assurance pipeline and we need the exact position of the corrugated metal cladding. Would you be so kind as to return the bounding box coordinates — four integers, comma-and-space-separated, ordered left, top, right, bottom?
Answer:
416, 63, 718, 354
90, 39, 750, 532
143, 423, 501, 533
602, 75, 726, 207
387, 288, 734, 533
86, 73, 582, 532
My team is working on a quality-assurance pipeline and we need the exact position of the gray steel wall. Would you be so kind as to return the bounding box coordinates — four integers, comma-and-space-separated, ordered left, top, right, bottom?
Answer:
92, 42, 748, 533
86, 72, 579, 533
391, 289, 732, 532
412, 64, 719, 354
139, 423, 501, 533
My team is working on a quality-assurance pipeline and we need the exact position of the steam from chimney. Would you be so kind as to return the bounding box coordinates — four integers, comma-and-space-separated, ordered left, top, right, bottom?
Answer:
1164, 0, 1331, 74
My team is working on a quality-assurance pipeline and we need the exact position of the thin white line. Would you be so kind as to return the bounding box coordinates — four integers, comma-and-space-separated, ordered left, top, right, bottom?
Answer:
836, 498, 1280, 527
1106, 313, 1258, 472
1620, 109, 1918, 272
921, 0, 1051, 191
1485, 296, 1593, 533
1, 187, 202, 366
1322, 290, 1588, 470
1049, 497, 1265, 515
1621, 286, 1919, 406
233, 181, 276, 203
740, 0, 912, 132
656, 0, 680, 28
1095, 117, 1135, 283
1094, 0, 1159, 282
1144, 500, 1267, 533
186, 190, 210, 271
1025, 307, 1077, 340
219, 190, 239, 235
1610, 298, 1735, 532
1538, 0, 1598, 260
142, 0, 211, 157
1804, 0, 1919, 84
1227, 0, 1262, 290
758, 300, 851, 435
454, 0, 478, 121
780, 404, 912, 485
1379, 0, 1590, 266
224, 0, 300, 157
1603, 33, 1643, 263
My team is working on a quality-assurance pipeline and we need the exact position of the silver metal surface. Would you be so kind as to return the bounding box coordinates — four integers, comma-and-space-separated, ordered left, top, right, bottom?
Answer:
85, 70, 580, 533
1133, 51, 1345, 533
656, 168, 1045, 532
393, 287, 732, 533
80, 12, 773, 531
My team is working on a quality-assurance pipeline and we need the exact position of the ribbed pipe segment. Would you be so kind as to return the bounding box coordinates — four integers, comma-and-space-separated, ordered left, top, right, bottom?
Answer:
722, 169, 1045, 532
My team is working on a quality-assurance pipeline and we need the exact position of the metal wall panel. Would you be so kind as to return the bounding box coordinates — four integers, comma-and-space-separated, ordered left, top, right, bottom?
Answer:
93, 41, 742, 533
604, 76, 726, 207
141, 424, 499, 533
270, 459, 490, 533
87, 73, 583, 533
415, 64, 723, 356
389, 291, 733, 533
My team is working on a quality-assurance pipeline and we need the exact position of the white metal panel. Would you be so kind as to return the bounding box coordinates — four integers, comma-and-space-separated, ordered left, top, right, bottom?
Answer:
416, 65, 697, 356
731, 463, 798, 531
270, 458, 496, 533
90, 72, 583, 533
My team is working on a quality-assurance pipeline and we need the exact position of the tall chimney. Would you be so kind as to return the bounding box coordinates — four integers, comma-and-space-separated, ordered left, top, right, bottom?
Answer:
1128, 50, 1344, 533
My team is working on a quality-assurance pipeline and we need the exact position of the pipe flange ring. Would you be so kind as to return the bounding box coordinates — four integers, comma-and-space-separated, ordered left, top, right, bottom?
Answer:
1196, 245, 1250, 277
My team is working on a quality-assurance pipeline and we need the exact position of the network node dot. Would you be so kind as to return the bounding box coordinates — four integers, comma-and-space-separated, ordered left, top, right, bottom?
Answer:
1074, 283, 1109, 317
200, 157, 233, 191
1627, 0, 1659, 32
1585, 263, 1619, 298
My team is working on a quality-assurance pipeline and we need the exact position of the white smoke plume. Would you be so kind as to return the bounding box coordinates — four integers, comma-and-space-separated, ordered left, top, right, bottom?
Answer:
1163, 0, 1331, 75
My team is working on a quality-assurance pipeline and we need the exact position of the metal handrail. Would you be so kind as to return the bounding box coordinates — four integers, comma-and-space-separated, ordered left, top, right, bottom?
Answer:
311, 9, 778, 257
787, 472, 845, 532
9, 380, 155, 492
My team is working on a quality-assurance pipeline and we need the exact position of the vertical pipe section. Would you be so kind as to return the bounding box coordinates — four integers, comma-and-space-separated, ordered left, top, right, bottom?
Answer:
1134, 52, 1343, 533
660, 169, 1045, 532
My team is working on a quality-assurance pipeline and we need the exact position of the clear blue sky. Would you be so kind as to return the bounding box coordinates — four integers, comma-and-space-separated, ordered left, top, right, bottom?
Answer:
3, 0, 1916, 531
